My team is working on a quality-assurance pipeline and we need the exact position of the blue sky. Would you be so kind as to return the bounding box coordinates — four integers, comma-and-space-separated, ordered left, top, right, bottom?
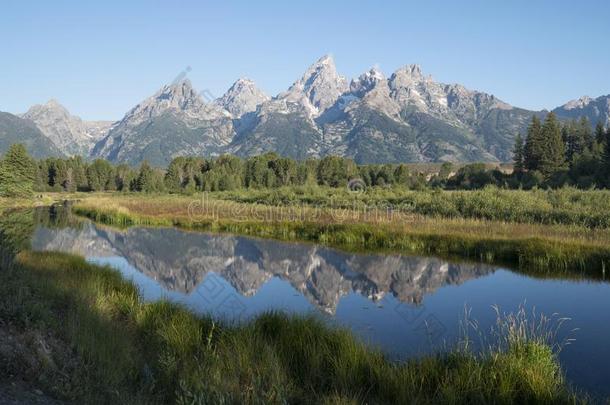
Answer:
2, 0, 609, 120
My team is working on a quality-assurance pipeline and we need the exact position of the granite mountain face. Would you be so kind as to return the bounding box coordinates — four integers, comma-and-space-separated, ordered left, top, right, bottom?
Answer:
22, 100, 112, 157
91, 80, 235, 167
0, 111, 65, 158
553, 95, 610, 127
4, 55, 608, 165
90, 55, 547, 165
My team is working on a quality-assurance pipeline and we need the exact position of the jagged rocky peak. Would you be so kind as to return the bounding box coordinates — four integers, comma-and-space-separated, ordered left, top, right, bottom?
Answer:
147, 79, 205, 113
215, 77, 269, 118
388, 64, 448, 111
563, 95, 594, 110
389, 64, 425, 86
120, 79, 229, 125
350, 66, 386, 97
553, 94, 610, 126
280, 54, 349, 115
22, 99, 112, 156
24, 99, 70, 119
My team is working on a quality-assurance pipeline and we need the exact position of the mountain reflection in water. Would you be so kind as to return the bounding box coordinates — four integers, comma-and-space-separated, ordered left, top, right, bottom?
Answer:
31, 222, 495, 314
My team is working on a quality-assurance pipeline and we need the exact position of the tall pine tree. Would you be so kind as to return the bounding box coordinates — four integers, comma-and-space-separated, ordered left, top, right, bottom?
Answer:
603, 126, 610, 187
524, 115, 544, 171
538, 112, 566, 178
513, 133, 525, 173
595, 121, 606, 144
0, 144, 36, 197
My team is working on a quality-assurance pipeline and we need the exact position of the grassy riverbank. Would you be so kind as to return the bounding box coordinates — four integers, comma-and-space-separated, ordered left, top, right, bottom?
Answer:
72, 193, 610, 279
0, 248, 584, 404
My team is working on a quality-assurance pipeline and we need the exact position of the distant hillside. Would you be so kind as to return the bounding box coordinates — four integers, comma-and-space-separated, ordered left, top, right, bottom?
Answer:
0, 112, 64, 158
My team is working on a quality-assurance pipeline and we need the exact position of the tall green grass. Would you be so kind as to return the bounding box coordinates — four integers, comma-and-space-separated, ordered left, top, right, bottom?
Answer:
215, 186, 610, 228
0, 250, 585, 404
73, 203, 610, 280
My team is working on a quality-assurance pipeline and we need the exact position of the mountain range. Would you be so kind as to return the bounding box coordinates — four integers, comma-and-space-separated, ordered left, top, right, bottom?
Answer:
2, 55, 609, 165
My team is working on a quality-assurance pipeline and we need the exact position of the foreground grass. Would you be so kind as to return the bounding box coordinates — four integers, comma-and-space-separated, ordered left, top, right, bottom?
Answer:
73, 194, 610, 279
0, 249, 584, 404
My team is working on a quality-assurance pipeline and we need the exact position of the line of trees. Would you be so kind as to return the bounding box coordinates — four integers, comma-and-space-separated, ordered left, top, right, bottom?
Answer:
0, 149, 434, 196
1, 118, 609, 198
33, 153, 430, 193
513, 113, 610, 188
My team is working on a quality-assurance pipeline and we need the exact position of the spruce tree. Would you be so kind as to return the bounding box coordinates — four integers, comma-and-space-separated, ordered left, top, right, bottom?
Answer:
165, 157, 186, 192
578, 116, 593, 150
539, 112, 567, 178
595, 121, 606, 144
603, 126, 610, 186
0, 144, 36, 197
524, 116, 543, 171
135, 161, 165, 193
513, 133, 525, 173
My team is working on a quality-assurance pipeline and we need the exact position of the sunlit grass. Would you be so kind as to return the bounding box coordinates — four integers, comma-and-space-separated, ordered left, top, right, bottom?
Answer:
72, 193, 610, 278
0, 250, 586, 404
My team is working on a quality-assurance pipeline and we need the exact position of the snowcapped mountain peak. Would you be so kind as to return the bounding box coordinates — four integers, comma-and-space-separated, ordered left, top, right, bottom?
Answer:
279, 54, 349, 116
350, 67, 387, 97
563, 95, 593, 110
215, 77, 269, 118
553, 94, 610, 126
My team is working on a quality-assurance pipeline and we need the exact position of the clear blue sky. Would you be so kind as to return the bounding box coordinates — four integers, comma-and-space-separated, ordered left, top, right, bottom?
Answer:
2, 0, 609, 120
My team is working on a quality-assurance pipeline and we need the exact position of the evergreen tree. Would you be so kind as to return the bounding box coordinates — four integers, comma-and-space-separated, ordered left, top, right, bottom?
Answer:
512, 133, 525, 173
563, 119, 590, 166
317, 156, 355, 187
86, 159, 115, 191
165, 157, 187, 192
603, 126, 610, 187
578, 116, 593, 150
595, 121, 606, 145
135, 161, 165, 192
67, 156, 88, 191
538, 112, 567, 178
114, 164, 136, 192
524, 116, 544, 171
0, 144, 36, 197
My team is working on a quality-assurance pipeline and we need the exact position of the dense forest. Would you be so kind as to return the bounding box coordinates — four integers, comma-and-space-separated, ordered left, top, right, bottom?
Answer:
0, 114, 609, 197
513, 113, 610, 188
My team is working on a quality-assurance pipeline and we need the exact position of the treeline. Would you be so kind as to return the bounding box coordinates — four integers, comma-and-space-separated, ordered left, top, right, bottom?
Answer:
31, 153, 431, 193
1, 117, 609, 198
513, 113, 610, 188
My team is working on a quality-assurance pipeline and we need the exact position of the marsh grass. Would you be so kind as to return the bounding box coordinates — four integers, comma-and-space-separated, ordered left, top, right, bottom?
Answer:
0, 250, 586, 404
215, 186, 610, 228
73, 194, 610, 279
